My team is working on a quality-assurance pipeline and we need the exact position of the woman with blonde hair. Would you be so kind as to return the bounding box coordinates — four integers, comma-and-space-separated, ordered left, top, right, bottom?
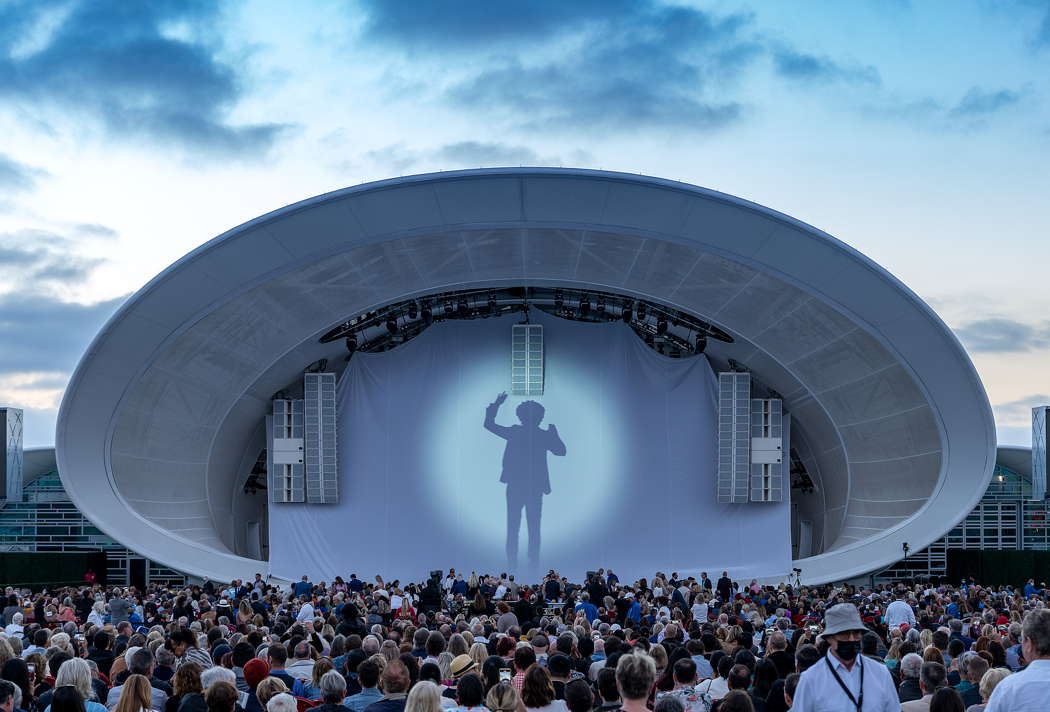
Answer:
971, 667, 1010, 712
0, 637, 14, 669
254, 678, 288, 708
113, 675, 153, 712
237, 600, 253, 626
303, 658, 335, 700
380, 640, 400, 663
468, 643, 488, 673
405, 680, 443, 712
648, 645, 668, 679
437, 652, 454, 685
485, 683, 518, 712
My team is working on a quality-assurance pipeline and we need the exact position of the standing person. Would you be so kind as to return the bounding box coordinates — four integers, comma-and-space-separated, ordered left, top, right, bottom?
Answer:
790, 603, 899, 711
985, 609, 1050, 711
483, 393, 566, 571
884, 591, 916, 632
108, 592, 130, 627
716, 574, 732, 603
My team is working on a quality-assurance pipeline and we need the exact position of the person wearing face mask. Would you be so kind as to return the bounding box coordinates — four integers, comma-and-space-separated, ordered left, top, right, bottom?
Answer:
789, 603, 899, 711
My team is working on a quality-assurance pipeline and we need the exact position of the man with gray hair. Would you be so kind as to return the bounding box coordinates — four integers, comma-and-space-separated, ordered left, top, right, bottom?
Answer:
362, 635, 382, 656
106, 649, 167, 711
986, 608, 1050, 711
898, 653, 924, 703
287, 641, 315, 682
901, 661, 946, 711
318, 670, 347, 708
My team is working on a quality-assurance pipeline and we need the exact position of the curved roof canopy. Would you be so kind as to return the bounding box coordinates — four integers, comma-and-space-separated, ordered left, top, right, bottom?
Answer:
57, 168, 996, 583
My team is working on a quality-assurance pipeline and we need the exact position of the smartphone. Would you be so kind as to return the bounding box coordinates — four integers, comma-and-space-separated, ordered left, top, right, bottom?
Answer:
27, 664, 35, 674
499, 668, 511, 682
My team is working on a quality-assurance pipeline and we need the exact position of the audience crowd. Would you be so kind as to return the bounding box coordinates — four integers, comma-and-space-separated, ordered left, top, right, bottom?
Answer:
0, 569, 1047, 712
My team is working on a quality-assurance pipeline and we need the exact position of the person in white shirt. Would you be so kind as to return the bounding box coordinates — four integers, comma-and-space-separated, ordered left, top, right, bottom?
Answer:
884, 590, 916, 630
790, 603, 899, 711
986, 608, 1050, 711
3, 612, 23, 638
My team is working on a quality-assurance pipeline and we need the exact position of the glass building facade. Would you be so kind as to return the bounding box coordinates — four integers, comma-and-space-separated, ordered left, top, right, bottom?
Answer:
0, 468, 185, 586
876, 450, 1045, 582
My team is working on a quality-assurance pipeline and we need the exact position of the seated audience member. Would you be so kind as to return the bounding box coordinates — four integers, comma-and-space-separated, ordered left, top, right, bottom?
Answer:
520, 666, 565, 712
204, 682, 238, 712
615, 654, 655, 712
364, 660, 410, 712
902, 662, 948, 712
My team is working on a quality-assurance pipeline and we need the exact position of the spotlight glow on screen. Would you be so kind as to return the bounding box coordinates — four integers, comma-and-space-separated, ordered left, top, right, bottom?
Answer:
267, 310, 792, 583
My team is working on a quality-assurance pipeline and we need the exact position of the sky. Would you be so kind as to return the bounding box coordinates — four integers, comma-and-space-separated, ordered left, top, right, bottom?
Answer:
0, 0, 1048, 448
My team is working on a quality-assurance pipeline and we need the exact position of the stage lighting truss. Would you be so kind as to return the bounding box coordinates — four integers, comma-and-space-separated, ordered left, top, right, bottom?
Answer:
317, 286, 734, 361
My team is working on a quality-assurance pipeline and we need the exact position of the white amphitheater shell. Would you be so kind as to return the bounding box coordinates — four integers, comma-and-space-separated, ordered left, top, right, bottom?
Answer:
56, 168, 996, 584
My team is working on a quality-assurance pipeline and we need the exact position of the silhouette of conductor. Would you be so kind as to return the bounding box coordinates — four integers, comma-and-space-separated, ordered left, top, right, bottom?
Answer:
484, 392, 566, 570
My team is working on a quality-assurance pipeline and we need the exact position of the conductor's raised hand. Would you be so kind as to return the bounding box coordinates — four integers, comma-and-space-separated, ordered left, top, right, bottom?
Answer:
493, 391, 508, 406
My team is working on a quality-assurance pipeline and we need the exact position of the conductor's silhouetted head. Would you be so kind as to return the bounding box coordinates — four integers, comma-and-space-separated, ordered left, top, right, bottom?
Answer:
516, 400, 545, 427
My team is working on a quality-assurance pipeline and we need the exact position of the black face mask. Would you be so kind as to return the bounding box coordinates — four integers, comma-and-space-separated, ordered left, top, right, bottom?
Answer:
836, 640, 860, 661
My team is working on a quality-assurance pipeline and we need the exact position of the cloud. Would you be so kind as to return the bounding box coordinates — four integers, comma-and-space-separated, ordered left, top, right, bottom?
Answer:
0, 293, 125, 446
358, 0, 638, 49
1033, 2, 1050, 47
0, 153, 47, 192
364, 1, 757, 132
772, 48, 881, 86
949, 87, 1022, 118
993, 393, 1050, 427
0, 1, 289, 157
362, 141, 593, 174
73, 223, 118, 239
953, 317, 1050, 352
436, 141, 542, 166
0, 231, 103, 287
0, 292, 126, 374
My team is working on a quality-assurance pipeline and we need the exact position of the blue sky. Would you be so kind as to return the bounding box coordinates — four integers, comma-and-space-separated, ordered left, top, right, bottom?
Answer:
0, 0, 1048, 447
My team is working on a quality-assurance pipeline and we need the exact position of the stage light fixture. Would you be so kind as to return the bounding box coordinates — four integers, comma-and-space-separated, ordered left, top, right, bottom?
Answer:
637, 303, 647, 320
695, 335, 707, 354
386, 318, 399, 334
657, 317, 668, 334
421, 305, 433, 324
580, 297, 591, 316
457, 299, 469, 317
444, 302, 454, 315
408, 302, 418, 319
554, 290, 564, 308
621, 306, 633, 322
345, 337, 357, 354
488, 293, 497, 315
596, 298, 606, 314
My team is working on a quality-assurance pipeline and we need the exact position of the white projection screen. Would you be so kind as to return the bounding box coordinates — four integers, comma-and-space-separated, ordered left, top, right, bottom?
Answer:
268, 311, 791, 583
